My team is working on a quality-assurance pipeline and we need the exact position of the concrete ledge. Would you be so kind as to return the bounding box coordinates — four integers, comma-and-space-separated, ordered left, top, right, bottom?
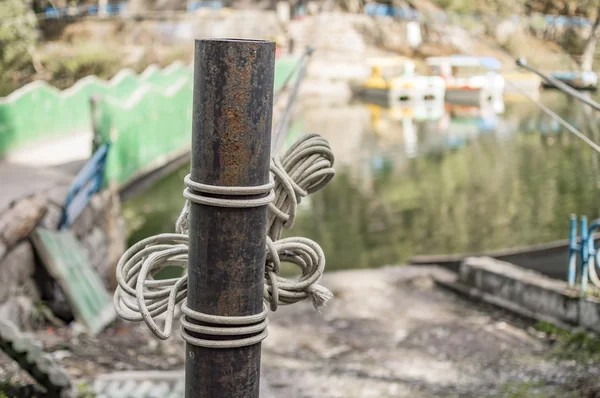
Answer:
436, 257, 600, 333
580, 296, 600, 333
434, 272, 575, 331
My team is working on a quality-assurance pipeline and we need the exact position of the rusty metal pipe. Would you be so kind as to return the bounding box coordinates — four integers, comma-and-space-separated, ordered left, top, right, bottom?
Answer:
186, 38, 275, 398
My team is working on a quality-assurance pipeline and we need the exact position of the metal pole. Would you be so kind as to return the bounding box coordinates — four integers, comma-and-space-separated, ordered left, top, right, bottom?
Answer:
568, 214, 578, 288
581, 216, 589, 293
186, 39, 275, 398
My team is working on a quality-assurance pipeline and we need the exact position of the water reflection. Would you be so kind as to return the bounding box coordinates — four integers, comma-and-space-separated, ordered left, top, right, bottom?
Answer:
123, 91, 600, 272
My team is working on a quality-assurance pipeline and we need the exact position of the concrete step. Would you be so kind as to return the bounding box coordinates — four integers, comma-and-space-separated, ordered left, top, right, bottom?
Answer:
0, 319, 73, 397
93, 369, 280, 397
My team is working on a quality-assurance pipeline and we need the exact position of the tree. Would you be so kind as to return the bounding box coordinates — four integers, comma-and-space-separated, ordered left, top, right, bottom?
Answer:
0, 0, 39, 94
581, 5, 600, 72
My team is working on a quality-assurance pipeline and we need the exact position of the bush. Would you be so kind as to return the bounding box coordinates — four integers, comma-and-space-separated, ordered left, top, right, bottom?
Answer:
0, 0, 39, 94
41, 45, 122, 89
432, 0, 477, 15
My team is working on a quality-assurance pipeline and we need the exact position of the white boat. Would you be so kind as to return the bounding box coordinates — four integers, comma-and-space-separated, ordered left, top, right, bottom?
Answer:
542, 71, 598, 90
426, 55, 505, 106
357, 57, 446, 103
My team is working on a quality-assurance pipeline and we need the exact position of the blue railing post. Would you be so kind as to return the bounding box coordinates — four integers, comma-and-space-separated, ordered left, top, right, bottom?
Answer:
568, 214, 578, 287
581, 216, 589, 293
588, 220, 600, 289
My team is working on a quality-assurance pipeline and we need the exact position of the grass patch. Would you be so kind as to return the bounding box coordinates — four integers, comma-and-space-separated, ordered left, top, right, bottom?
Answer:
535, 321, 600, 364
495, 380, 578, 398
497, 381, 547, 398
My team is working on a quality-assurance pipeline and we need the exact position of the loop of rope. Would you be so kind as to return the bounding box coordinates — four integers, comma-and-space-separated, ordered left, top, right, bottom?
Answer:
183, 175, 276, 208
114, 134, 335, 348
180, 302, 269, 349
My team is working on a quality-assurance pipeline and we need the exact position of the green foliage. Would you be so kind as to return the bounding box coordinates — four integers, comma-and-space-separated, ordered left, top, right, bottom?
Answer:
431, 0, 477, 15
498, 381, 546, 398
0, 0, 39, 95
287, 172, 371, 271
40, 44, 123, 90
560, 28, 586, 55
77, 382, 96, 398
535, 322, 600, 363
430, 0, 598, 17
495, 380, 580, 398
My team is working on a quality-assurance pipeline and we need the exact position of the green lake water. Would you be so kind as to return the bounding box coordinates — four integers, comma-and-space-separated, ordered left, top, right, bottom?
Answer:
123, 90, 600, 272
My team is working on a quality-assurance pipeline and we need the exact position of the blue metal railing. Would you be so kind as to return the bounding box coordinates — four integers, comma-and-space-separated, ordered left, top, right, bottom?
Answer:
568, 214, 600, 292
364, 4, 421, 19
43, 2, 127, 19
362, 4, 592, 29
42, 1, 227, 19
57, 143, 110, 230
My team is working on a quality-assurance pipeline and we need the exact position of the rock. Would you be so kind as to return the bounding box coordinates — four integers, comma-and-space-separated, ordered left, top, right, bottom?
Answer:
71, 205, 95, 239
0, 242, 38, 303
90, 191, 108, 219
45, 282, 74, 324
0, 296, 36, 330
494, 20, 519, 46
40, 202, 63, 230
83, 227, 108, 277
0, 240, 6, 261
0, 318, 19, 340
104, 190, 126, 289
45, 185, 69, 207
0, 195, 47, 248
72, 190, 112, 238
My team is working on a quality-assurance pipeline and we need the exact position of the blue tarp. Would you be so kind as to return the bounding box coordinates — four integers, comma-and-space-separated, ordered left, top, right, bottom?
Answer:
187, 1, 223, 12
44, 2, 126, 18
364, 4, 420, 20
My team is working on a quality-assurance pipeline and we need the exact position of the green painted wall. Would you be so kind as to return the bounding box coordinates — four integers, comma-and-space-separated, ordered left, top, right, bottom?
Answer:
95, 56, 299, 187
0, 62, 193, 158
97, 78, 193, 187
273, 55, 298, 93
0, 58, 297, 161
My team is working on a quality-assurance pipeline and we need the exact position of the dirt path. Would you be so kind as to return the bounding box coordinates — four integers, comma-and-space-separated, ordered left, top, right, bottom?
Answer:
261, 266, 600, 397
1, 266, 599, 397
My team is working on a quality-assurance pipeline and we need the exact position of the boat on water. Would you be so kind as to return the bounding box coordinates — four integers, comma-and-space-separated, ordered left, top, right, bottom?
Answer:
409, 236, 599, 281
542, 71, 598, 91
364, 97, 445, 122
364, 99, 445, 158
426, 55, 505, 106
355, 57, 446, 103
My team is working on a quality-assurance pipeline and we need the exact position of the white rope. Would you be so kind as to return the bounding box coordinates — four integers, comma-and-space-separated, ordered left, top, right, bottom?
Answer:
114, 134, 335, 348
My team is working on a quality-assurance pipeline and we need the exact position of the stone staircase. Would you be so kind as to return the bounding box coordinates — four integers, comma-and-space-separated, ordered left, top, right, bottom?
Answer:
92, 370, 277, 397
92, 371, 184, 398
0, 319, 73, 397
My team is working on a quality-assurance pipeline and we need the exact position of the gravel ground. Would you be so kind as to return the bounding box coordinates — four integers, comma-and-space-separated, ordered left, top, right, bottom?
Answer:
1, 266, 599, 397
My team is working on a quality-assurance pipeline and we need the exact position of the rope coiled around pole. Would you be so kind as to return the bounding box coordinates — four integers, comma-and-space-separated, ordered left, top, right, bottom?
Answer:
114, 134, 335, 348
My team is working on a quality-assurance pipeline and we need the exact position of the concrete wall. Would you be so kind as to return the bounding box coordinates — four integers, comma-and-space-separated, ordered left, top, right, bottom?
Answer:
458, 257, 600, 333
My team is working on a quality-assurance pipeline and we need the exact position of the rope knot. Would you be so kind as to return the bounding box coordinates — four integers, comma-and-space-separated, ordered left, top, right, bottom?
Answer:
114, 134, 335, 348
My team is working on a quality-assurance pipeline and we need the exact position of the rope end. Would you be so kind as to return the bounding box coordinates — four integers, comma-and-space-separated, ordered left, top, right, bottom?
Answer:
309, 284, 333, 311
